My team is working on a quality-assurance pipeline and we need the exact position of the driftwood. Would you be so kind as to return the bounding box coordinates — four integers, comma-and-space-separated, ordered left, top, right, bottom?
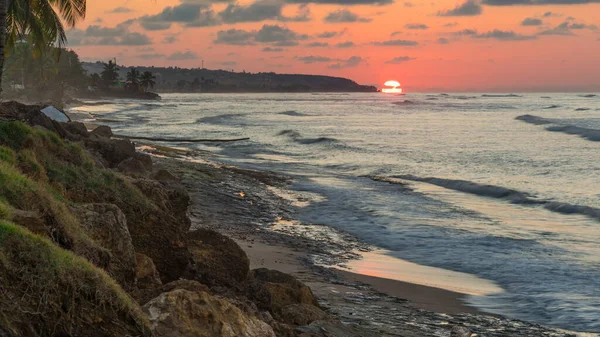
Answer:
114, 134, 250, 143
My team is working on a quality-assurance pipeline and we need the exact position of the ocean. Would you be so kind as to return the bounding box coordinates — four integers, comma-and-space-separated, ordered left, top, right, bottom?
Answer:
70, 92, 600, 333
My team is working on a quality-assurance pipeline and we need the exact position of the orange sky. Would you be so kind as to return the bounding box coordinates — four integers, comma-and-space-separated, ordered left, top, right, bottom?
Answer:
67, 0, 600, 91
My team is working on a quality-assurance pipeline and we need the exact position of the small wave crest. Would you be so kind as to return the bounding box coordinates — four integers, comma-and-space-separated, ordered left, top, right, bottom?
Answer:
196, 113, 246, 124
541, 105, 561, 109
481, 94, 522, 98
380, 174, 600, 221
277, 129, 338, 145
278, 110, 309, 117
516, 115, 600, 141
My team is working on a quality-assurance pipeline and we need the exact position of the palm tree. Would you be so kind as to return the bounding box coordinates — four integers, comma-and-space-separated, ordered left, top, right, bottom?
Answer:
139, 71, 156, 92
126, 67, 140, 84
0, 0, 87, 93
100, 60, 119, 87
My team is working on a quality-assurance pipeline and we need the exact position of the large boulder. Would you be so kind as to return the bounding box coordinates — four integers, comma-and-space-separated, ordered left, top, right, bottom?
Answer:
136, 279, 210, 306
185, 229, 250, 290
117, 157, 148, 177
280, 304, 329, 326
61, 121, 89, 139
132, 178, 190, 230
71, 203, 136, 289
84, 136, 136, 167
248, 269, 319, 314
90, 125, 113, 138
136, 253, 162, 290
142, 289, 276, 337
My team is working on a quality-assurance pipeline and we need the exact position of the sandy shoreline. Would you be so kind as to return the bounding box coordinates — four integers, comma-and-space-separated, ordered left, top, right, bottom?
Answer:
144, 145, 578, 337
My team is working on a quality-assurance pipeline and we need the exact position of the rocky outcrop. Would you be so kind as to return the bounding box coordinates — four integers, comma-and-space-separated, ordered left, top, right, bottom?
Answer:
85, 136, 137, 168
117, 157, 148, 176
143, 289, 276, 337
90, 125, 113, 138
249, 268, 319, 314
136, 280, 210, 306
136, 253, 162, 290
280, 304, 329, 326
71, 203, 137, 289
451, 326, 473, 337
185, 229, 250, 290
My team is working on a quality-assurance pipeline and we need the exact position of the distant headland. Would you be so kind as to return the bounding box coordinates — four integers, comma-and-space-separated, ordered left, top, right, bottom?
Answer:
82, 62, 378, 94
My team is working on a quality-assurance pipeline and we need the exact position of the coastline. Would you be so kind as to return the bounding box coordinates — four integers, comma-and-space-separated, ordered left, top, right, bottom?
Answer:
142, 141, 582, 337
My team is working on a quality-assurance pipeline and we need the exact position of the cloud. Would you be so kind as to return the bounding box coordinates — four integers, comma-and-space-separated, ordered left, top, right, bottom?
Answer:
539, 21, 597, 35
284, 0, 393, 4
438, 0, 482, 16
219, 1, 283, 23
390, 31, 402, 36
450, 28, 478, 36
336, 41, 355, 48
483, 0, 600, 5
105, 7, 134, 14
262, 47, 285, 52
214, 24, 308, 46
66, 24, 152, 46
385, 56, 416, 64
306, 42, 329, 47
214, 28, 256, 45
324, 9, 372, 23
372, 39, 419, 46
162, 35, 179, 44
475, 29, 536, 40
328, 56, 365, 69
137, 53, 166, 59
404, 23, 428, 30
166, 51, 199, 60
139, 3, 219, 30
437, 37, 450, 44
317, 30, 346, 38
297, 55, 334, 63
521, 17, 543, 26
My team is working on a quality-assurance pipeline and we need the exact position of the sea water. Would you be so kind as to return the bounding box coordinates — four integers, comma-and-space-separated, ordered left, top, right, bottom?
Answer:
70, 92, 600, 333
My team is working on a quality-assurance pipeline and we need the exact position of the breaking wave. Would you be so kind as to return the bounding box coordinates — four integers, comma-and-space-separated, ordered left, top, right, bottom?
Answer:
516, 115, 600, 142
277, 129, 338, 145
575, 108, 591, 111
481, 94, 522, 98
196, 113, 247, 125
278, 110, 310, 117
542, 105, 561, 109
370, 175, 600, 221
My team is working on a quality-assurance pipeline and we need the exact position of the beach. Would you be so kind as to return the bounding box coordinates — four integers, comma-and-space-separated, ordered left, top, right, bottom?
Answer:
142, 141, 583, 337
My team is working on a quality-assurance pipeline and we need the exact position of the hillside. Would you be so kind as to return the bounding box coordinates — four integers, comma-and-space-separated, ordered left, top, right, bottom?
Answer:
82, 62, 378, 93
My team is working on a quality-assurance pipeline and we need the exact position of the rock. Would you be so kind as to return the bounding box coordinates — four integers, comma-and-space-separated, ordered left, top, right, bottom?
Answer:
185, 228, 250, 290
117, 157, 148, 176
249, 268, 319, 314
10, 210, 48, 237
84, 136, 136, 167
40, 105, 70, 123
136, 279, 210, 306
90, 125, 113, 138
296, 320, 382, 337
143, 289, 276, 337
451, 325, 473, 337
153, 169, 178, 181
280, 304, 329, 326
71, 203, 136, 289
61, 121, 88, 138
135, 152, 153, 172
136, 253, 162, 290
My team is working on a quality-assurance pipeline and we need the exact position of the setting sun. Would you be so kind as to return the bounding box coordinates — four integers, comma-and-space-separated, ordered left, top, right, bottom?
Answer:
382, 80, 402, 94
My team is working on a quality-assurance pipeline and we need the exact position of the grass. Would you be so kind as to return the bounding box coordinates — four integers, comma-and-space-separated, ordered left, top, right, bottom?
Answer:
0, 221, 151, 336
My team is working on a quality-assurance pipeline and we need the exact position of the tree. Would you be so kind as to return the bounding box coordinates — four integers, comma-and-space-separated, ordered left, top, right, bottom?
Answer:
100, 60, 119, 87
139, 71, 156, 92
126, 67, 140, 84
1, 0, 87, 93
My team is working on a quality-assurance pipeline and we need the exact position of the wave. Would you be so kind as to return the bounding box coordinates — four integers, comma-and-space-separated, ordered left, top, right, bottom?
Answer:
545, 125, 600, 141
542, 105, 561, 109
277, 129, 338, 145
515, 114, 553, 125
481, 94, 522, 98
392, 100, 416, 105
380, 175, 600, 221
516, 115, 600, 142
575, 108, 591, 111
578, 94, 597, 98
278, 110, 309, 117
196, 113, 246, 124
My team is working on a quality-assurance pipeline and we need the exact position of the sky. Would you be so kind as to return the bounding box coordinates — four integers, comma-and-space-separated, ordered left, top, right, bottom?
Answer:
66, 0, 600, 92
